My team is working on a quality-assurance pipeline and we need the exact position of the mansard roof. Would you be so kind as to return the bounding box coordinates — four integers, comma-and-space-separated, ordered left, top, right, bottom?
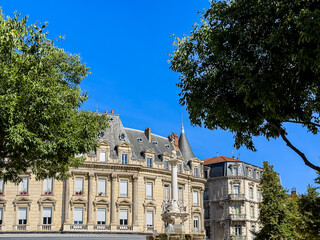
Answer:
203, 156, 241, 165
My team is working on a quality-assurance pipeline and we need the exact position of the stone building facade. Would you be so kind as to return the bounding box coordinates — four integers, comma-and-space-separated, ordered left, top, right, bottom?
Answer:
203, 156, 262, 240
0, 112, 206, 234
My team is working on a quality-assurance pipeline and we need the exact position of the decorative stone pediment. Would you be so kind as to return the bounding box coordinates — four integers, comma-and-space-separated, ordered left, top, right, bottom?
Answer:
99, 140, 110, 146
116, 198, 132, 210
192, 206, 202, 213
116, 142, 131, 148
37, 196, 57, 210
93, 197, 110, 209
70, 196, 87, 206
230, 180, 241, 185
143, 199, 157, 209
143, 149, 155, 154
161, 152, 171, 158
13, 196, 32, 210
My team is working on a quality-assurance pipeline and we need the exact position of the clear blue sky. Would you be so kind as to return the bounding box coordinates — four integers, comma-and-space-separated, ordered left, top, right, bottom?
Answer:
2, 0, 319, 194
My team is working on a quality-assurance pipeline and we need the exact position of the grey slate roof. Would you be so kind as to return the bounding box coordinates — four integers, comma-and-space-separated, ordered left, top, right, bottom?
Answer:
178, 124, 195, 165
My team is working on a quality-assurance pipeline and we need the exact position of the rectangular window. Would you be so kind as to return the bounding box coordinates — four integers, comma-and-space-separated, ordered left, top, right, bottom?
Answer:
146, 182, 153, 199
234, 205, 241, 215
75, 177, 83, 194
20, 177, 28, 194
164, 185, 170, 201
147, 157, 152, 168
233, 167, 238, 176
119, 209, 128, 225
178, 187, 183, 201
194, 167, 198, 177
74, 208, 83, 224
178, 163, 182, 173
43, 207, 52, 225
100, 151, 106, 162
257, 190, 261, 201
250, 206, 254, 218
164, 160, 169, 170
235, 225, 242, 235
204, 188, 209, 200
204, 207, 210, 219
193, 216, 199, 233
44, 178, 53, 194
146, 211, 153, 226
0, 179, 3, 194
97, 208, 106, 224
249, 187, 253, 199
120, 180, 128, 197
233, 185, 240, 195
193, 191, 198, 205
122, 153, 127, 164
0, 208, 2, 225
98, 179, 106, 196
18, 208, 27, 224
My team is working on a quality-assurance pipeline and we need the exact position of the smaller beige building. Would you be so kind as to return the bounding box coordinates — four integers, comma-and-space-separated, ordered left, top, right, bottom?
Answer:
203, 156, 262, 240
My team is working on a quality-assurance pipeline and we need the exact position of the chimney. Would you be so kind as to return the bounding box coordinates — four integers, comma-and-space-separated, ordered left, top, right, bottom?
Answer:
144, 127, 151, 142
104, 110, 108, 113
291, 188, 297, 196
168, 132, 179, 150
111, 110, 114, 114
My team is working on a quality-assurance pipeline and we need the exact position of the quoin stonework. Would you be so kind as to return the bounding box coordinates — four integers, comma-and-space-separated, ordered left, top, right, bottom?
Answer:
0, 111, 206, 235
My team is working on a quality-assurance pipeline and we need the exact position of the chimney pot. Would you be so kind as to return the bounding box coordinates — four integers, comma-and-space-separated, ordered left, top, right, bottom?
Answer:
111, 110, 114, 114
105, 110, 108, 113
145, 127, 151, 142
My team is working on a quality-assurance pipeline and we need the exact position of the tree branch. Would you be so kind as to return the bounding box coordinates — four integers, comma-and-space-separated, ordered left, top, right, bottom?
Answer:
284, 120, 320, 128
269, 122, 320, 172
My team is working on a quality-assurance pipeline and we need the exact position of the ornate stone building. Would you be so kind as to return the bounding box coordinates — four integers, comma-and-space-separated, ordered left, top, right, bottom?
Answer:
0, 111, 206, 234
203, 156, 262, 240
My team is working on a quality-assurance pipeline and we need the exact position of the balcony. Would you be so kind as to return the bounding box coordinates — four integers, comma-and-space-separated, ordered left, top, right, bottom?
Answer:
70, 224, 88, 230
38, 224, 53, 230
228, 194, 245, 201
117, 225, 133, 230
229, 214, 246, 221
230, 236, 247, 240
94, 224, 111, 230
147, 226, 155, 232
15, 224, 27, 230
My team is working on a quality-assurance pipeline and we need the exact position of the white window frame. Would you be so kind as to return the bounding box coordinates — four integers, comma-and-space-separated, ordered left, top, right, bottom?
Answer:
100, 151, 106, 162
19, 177, 29, 194
257, 190, 261, 201
146, 211, 153, 226
18, 207, 27, 225
0, 208, 3, 225
193, 190, 199, 205
250, 206, 254, 218
164, 185, 170, 201
235, 225, 242, 236
120, 179, 128, 197
75, 177, 84, 195
97, 208, 106, 225
119, 209, 128, 225
234, 205, 241, 215
194, 167, 198, 177
233, 185, 240, 195
74, 207, 83, 224
44, 178, 53, 194
42, 207, 52, 225
0, 179, 3, 195
193, 216, 199, 233
178, 187, 183, 201
249, 187, 253, 199
98, 178, 106, 196
233, 167, 238, 176
146, 182, 153, 199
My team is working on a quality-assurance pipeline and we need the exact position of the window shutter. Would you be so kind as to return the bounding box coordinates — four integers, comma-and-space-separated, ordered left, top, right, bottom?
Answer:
120, 180, 128, 197
146, 211, 153, 226
98, 179, 106, 195
0, 208, 2, 221
43, 208, 52, 218
146, 182, 152, 198
74, 208, 83, 222
100, 151, 106, 162
97, 208, 106, 222
75, 178, 83, 192
119, 209, 128, 220
18, 208, 27, 220
193, 191, 198, 205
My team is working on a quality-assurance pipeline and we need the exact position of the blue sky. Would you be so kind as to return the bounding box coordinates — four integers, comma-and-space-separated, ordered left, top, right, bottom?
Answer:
2, 0, 319, 193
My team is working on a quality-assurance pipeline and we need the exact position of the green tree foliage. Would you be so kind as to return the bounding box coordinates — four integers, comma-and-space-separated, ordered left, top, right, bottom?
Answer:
256, 162, 297, 239
0, 12, 108, 182
298, 176, 320, 239
170, 0, 320, 171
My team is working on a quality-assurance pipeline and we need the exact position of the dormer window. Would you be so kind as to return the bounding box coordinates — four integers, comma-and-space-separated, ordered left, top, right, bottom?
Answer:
122, 153, 128, 164
194, 166, 198, 177
137, 137, 143, 142
147, 157, 152, 168
165, 144, 170, 149
119, 133, 126, 141
153, 141, 158, 146
233, 167, 238, 176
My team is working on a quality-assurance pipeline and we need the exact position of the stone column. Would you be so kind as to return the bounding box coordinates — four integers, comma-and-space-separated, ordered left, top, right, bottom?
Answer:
87, 173, 94, 225
63, 177, 70, 225
170, 152, 179, 211
132, 175, 138, 225
110, 173, 117, 224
